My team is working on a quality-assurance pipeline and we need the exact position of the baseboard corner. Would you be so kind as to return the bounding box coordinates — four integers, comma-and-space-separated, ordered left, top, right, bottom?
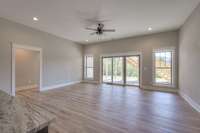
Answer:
179, 91, 200, 113
41, 81, 81, 91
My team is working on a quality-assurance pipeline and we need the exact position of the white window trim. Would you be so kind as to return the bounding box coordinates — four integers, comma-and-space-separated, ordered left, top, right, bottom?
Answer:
152, 47, 176, 88
84, 55, 94, 80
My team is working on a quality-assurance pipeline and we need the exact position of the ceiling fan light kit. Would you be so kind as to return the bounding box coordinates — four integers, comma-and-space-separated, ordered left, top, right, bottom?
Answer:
86, 23, 116, 37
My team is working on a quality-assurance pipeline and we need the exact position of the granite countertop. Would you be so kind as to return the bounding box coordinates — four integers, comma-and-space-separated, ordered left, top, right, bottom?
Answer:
0, 90, 55, 133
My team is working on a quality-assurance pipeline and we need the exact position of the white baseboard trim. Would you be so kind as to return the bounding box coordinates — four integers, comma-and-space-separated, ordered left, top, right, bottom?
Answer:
141, 85, 178, 93
16, 84, 38, 92
41, 81, 81, 91
179, 91, 200, 113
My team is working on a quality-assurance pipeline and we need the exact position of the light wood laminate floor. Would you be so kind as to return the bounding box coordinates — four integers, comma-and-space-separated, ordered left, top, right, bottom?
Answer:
17, 83, 200, 133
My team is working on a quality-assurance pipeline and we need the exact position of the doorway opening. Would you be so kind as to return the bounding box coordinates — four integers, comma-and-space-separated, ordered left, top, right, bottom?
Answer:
102, 55, 141, 87
12, 44, 42, 96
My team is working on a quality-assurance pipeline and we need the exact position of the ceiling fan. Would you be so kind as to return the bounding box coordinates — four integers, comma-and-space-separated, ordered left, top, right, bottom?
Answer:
86, 23, 115, 35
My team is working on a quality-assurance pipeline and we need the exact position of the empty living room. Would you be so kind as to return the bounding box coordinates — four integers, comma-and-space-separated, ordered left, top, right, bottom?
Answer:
0, 0, 200, 133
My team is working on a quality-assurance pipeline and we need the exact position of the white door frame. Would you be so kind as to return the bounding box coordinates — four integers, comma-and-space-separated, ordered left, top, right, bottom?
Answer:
11, 43, 43, 96
99, 51, 143, 87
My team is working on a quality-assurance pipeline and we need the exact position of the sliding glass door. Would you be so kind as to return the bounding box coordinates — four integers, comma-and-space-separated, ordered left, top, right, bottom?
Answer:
102, 55, 140, 86
103, 57, 112, 83
113, 57, 124, 84
125, 56, 140, 86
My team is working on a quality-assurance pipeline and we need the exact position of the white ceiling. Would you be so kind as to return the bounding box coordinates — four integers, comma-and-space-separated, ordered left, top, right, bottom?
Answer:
0, 0, 199, 44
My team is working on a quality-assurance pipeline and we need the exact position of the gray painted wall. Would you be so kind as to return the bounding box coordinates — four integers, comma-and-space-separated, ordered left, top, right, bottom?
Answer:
0, 18, 83, 95
179, 3, 200, 106
83, 31, 179, 90
16, 48, 40, 89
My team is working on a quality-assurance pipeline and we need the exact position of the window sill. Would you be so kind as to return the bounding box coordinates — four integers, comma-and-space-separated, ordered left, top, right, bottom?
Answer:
84, 78, 94, 81
141, 85, 178, 93
152, 83, 175, 89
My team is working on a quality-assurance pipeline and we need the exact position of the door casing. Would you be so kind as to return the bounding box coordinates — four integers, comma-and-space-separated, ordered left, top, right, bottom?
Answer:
100, 52, 142, 87
11, 43, 43, 96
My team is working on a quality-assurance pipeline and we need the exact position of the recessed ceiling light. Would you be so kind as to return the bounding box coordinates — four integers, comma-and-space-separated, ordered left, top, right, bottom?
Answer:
33, 17, 39, 21
148, 27, 152, 31
86, 40, 89, 42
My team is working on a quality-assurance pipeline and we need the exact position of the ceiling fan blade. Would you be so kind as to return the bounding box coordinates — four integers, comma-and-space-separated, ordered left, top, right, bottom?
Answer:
86, 27, 97, 31
90, 32, 97, 35
103, 29, 116, 32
